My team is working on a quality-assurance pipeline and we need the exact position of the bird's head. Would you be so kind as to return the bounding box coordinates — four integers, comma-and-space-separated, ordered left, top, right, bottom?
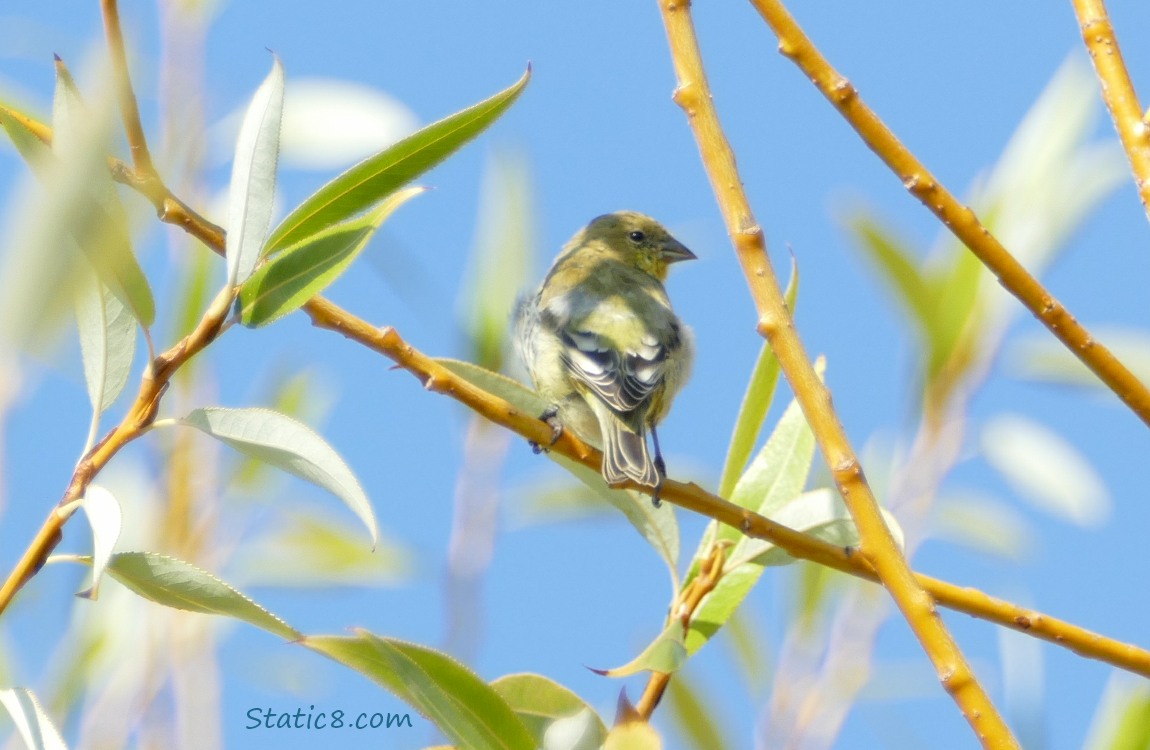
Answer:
582, 211, 696, 281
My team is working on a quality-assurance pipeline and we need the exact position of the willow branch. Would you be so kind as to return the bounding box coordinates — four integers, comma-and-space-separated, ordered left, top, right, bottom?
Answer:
102, 0, 154, 175
0, 287, 235, 615
657, 1, 1014, 744
1071, 0, 1150, 223
748, 0, 1150, 431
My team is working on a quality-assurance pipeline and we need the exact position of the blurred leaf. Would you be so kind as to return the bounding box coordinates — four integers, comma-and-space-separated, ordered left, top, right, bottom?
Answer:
666, 674, 731, 750
74, 270, 136, 417
682, 394, 816, 655
304, 631, 535, 750
277, 78, 419, 169
847, 217, 935, 341
717, 258, 797, 499
490, 674, 607, 749
173, 245, 216, 341
226, 55, 284, 288
436, 358, 680, 584
592, 622, 685, 678
508, 479, 617, 528
264, 67, 530, 255
176, 406, 379, 546
460, 151, 535, 372
76, 485, 122, 600
1083, 676, 1150, 750
1008, 329, 1150, 391
240, 186, 423, 326
932, 493, 1033, 560
105, 552, 300, 641
981, 414, 1110, 527
0, 688, 68, 750
720, 609, 772, 694
925, 248, 983, 381
730, 489, 904, 568
49, 60, 155, 327
603, 721, 662, 750
230, 512, 409, 588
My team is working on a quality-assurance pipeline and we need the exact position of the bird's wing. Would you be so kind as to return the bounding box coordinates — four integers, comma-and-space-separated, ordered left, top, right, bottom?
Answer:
559, 328, 666, 418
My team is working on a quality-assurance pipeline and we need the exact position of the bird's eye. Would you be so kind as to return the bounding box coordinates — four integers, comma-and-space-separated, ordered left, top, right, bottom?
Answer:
628, 230, 646, 243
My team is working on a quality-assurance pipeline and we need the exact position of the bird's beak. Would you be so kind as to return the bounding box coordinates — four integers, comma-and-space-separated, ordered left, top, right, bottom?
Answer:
661, 239, 697, 264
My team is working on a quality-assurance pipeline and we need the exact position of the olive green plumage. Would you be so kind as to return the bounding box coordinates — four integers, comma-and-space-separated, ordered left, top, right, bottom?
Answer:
515, 211, 695, 497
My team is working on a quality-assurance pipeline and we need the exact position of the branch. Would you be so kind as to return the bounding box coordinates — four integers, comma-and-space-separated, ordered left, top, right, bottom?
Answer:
1071, 0, 1150, 223
657, 0, 1015, 744
120, 171, 1150, 682
747, 0, 1150, 430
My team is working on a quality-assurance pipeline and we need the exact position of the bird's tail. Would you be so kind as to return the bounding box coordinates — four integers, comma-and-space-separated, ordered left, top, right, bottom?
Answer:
600, 414, 659, 488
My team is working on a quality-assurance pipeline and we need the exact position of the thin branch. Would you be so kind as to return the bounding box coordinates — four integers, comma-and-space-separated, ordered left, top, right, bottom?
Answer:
747, 0, 1150, 431
656, 0, 1015, 744
101, 0, 154, 175
1071, 0, 1150, 223
0, 287, 235, 615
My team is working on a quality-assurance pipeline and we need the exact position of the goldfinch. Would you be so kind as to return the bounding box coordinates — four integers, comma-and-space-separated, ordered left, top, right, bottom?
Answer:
514, 211, 695, 503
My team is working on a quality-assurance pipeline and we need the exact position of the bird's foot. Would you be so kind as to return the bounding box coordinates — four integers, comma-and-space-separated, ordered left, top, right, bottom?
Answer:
529, 405, 563, 454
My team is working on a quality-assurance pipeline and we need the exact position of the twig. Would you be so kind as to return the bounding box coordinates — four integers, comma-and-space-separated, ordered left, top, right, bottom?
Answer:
747, 0, 1150, 431
656, 0, 1015, 745
0, 287, 235, 615
1071, 0, 1150, 222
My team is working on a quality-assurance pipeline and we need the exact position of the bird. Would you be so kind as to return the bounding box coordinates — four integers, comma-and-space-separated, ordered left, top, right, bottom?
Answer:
514, 211, 695, 505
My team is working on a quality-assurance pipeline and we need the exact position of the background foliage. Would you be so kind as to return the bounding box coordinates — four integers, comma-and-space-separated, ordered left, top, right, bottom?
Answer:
2, 2, 1150, 749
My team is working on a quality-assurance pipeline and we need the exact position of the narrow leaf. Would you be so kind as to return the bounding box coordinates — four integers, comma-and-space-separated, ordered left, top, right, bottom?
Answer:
981, 414, 1110, 527
682, 394, 817, 655
0, 688, 68, 750
105, 551, 300, 641
435, 358, 680, 583
847, 216, 935, 340
491, 674, 608, 749
240, 186, 423, 326
264, 67, 530, 255
74, 271, 136, 430
591, 622, 686, 678
717, 257, 798, 498
49, 59, 155, 327
77, 485, 122, 600
666, 677, 732, 750
227, 56, 285, 288
176, 406, 379, 546
304, 631, 535, 750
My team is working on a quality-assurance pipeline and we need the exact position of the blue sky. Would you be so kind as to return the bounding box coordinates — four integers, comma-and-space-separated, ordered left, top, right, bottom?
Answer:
2, 2, 1150, 749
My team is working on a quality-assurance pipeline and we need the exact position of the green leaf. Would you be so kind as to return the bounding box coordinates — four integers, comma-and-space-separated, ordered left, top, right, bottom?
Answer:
847, 216, 935, 340
76, 484, 122, 600
227, 56, 285, 288
591, 621, 686, 678
304, 631, 535, 750
490, 674, 608, 749
74, 271, 136, 447
105, 552, 300, 641
0, 688, 68, 750
239, 186, 423, 326
176, 406, 379, 546
1083, 676, 1150, 750
666, 675, 732, 750
682, 394, 817, 655
435, 358, 680, 585
230, 512, 410, 588
264, 67, 530, 255
603, 722, 662, 750
460, 151, 536, 372
49, 59, 155, 327
717, 257, 798, 499
981, 414, 1110, 527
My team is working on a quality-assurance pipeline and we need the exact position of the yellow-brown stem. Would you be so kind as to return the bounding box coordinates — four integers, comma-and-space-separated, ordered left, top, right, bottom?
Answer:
659, 0, 1016, 744
1071, 0, 1150, 222
101, 0, 154, 174
749, 0, 1150, 430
